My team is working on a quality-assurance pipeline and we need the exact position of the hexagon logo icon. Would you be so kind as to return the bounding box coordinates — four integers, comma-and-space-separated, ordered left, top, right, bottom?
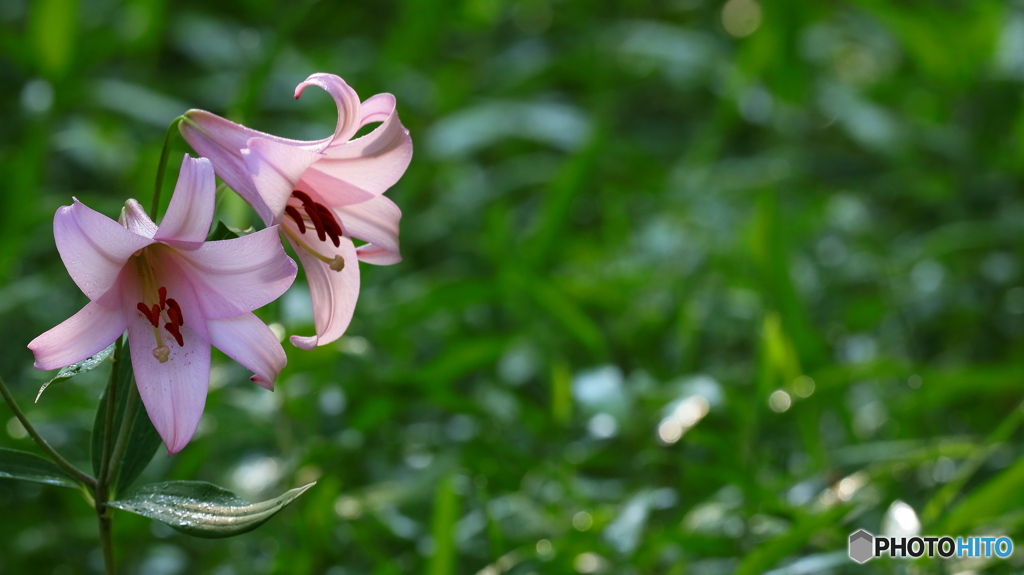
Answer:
849, 529, 874, 564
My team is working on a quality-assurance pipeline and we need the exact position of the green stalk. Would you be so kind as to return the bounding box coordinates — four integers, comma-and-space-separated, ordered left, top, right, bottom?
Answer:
0, 375, 95, 487
151, 117, 184, 220
95, 337, 123, 575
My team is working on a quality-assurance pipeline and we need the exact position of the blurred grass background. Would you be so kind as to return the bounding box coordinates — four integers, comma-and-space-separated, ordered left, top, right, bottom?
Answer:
2, 0, 1024, 573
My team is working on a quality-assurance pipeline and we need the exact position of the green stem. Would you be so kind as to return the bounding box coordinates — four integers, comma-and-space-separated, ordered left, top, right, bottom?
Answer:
95, 337, 123, 575
96, 339, 121, 492
98, 513, 116, 575
0, 374, 96, 488
151, 117, 184, 219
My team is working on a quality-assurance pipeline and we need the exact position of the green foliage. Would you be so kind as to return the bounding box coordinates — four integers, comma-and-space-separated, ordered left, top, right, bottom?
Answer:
0, 447, 80, 489
89, 340, 163, 496
108, 481, 315, 538
35, 341, 115, 403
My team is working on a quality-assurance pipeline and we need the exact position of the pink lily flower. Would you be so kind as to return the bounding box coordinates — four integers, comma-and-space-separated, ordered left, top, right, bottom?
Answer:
179, 73, 412, 349
28, 155, 297, 454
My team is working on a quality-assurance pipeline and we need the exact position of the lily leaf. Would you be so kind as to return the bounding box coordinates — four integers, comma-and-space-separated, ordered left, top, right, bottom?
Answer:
90, 339, 163, 495
108, 481, 316, 538
36, 341, 115, 402
0, 447, 80, 489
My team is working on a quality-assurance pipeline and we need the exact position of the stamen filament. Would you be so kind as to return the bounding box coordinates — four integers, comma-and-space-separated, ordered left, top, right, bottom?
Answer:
284, 226, 346, 271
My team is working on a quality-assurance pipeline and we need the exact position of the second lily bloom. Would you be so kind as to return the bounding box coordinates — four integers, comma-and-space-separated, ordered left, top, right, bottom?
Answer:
180, 73, 413, 349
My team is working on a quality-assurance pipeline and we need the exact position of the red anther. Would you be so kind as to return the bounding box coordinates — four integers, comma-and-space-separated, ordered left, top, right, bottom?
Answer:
167, 306, 182, 327
314, 204, 342, 247
292, 191, 327, 242
302, 203, 327, 242
151, 304, 161, 324
166, 299, 184, 327
291, 190, 314, 204
136, 302, 159, 327
284, 205, 306, 234
164, 322, 184, 347
158, 287, 167, 309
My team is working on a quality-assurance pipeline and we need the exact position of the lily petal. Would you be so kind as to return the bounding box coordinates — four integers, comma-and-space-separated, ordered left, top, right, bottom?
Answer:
179, 111, 277, 225
288, 235, 360, 349
55, 200, 154, 302
207, 313, 286, 391
357, 93, 401, 126
28, 301, 126, 370
336, 195, 402, 265
173, 226, 297, 319
154, 155, 216, 247
120, 200, 159, 238
244, 138, 322, 222
295, 73, 363, 147
313, 94, 413, 200
122, 260, 211, 455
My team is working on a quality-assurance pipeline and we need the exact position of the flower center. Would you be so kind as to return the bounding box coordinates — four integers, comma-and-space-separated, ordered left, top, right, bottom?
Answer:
282, 190, 347, 271
133, 252, 186, 363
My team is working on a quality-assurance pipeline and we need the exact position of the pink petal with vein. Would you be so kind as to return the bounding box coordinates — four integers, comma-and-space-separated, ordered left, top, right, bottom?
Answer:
243, 138, 321, 221
335, 196, 402, 265
295, 73, 363, 146
120, 200, 159, 238
288, 235, 360, 349
154, 155, 216, 247
28, 301, 126, 370
55, 200, 153, 301
173, 226, 297, 319
315, 96, 413, 200
207, 313, 286, 391
179, 111, 276, 225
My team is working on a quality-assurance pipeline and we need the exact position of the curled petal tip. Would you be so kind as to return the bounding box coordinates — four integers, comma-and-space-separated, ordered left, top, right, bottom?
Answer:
251, 375, 275, 391
290, 334, 319, 350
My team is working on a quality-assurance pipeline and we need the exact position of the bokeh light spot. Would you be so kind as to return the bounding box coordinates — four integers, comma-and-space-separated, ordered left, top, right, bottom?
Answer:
721, 0, 762, 38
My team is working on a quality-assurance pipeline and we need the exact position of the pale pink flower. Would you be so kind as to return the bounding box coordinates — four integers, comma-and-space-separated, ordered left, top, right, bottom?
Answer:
179, 73, 412, 349
28, 155, 297, 454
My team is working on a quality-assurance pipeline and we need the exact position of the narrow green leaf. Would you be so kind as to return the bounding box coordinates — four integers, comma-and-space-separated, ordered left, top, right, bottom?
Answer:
922, 401, 1024, 527
36, 341, 115, 403
111, 406, 162, 495
108, 481, 316, 538
90, 340, 163, 494
0, 447, 80, 489
428, 474, 459, 575
938, 455, 1024, 534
